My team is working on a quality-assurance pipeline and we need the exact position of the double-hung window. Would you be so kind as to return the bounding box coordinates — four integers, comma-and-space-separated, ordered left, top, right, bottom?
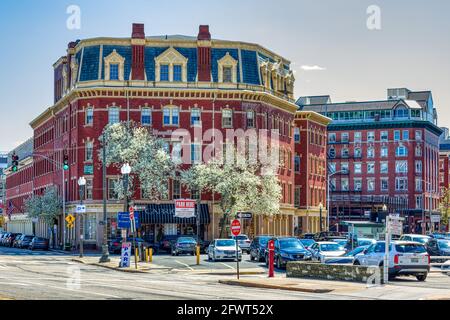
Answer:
380, 131, 388, 142
191, 108, 201, 126
85, 141, 93, 161
246, 111, 255, 128
367, 131, 375, 142
173, 65, 182, 82
294, 128, 300, 143
110, 64, 119, 80
395, 161, 408, 174
367, 162, 375, 174
396, 146, 408, 157
160, 64, 169, 81
163, 107, 179, 126
223, 66, 233, 83
380, 162, 388, 174
381, 146, 388, 157
141, 108, 152, 126
191, 144, 202, 164
108, 107, 120, 124
354, 163, 362, 174
86, 108, 94, 125
222, 109, 233, 127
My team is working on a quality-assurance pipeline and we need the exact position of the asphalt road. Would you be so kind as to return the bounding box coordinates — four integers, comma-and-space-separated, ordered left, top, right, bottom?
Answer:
0, 246, 449, 300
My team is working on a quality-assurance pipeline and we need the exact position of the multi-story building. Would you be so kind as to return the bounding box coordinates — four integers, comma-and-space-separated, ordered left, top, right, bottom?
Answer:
300, 88, 442, 234
23, 23, 326, 249
293, 112, 331, 234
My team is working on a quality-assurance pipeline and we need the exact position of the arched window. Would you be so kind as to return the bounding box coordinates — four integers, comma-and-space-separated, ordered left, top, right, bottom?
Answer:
394, 105, 409, 118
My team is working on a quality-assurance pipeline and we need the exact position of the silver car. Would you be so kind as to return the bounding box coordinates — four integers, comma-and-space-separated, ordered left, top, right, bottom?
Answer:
232, 234, 251, 254
353, 241, 430, 281
207, 239, 242, 262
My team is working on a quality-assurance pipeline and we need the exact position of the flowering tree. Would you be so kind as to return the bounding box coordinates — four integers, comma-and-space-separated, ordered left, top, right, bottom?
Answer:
25, 186, 62, 246
180, 149, 282, 238
440, 187, 450, 229
98, 122, 178, 201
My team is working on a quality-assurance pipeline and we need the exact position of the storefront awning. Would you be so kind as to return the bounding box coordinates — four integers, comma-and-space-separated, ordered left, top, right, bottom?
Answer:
139, 204, 210, 225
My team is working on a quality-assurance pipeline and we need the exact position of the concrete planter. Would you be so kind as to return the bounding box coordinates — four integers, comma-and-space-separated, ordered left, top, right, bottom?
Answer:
287, 261, 384, 284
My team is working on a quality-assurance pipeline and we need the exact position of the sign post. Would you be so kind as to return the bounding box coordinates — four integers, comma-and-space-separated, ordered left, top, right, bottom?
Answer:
231, 219, 241, 280
129, 206, 138, 270
384, 215, 404, 284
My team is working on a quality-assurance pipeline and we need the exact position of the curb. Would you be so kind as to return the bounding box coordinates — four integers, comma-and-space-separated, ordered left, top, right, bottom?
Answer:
218, 279, 334, 293
71, 258, 171, 273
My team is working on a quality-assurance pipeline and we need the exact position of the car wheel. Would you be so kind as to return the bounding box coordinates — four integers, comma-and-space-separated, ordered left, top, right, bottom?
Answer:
416, 273, 428, 282
250, 254, 254, 261
212, 253, 216, 262
353, 260, 360, 266
276, 257, 282, 269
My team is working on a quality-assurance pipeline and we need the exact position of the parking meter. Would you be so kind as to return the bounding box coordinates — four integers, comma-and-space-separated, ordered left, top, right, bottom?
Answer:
268, 239, 275, 278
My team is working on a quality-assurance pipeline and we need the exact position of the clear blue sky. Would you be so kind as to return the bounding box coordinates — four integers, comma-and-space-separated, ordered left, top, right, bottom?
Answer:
1, 0, 450, 151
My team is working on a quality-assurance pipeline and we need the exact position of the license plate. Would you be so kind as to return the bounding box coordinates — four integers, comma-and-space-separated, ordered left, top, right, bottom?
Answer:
411, 258, 419, 263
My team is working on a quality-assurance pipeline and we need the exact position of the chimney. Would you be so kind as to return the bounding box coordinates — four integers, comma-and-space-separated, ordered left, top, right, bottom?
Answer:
197, 25, 211, 41
197, 25, 211, 82
131, 23, 146, 80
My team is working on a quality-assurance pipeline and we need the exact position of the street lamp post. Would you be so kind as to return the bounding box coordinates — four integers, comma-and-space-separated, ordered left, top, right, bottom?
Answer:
77, 177, 86, 258
319, 202, 323, 232
99, 135, 111, 263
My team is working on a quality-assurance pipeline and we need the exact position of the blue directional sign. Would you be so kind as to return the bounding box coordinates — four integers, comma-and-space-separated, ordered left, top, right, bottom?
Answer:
117, 212, 140, 229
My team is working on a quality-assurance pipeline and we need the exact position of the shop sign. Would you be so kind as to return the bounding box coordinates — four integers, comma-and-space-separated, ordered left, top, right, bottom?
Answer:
175, 199, 196, 218
120, 242, 131, 268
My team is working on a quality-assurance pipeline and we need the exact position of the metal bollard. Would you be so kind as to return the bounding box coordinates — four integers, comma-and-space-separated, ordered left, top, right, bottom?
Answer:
196, 245, 201, 265
145, 248, 149, 262
149, 248, 153, 263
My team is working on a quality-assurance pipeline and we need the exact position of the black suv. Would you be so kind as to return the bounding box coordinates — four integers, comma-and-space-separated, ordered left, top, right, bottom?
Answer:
249, 235, 273, 262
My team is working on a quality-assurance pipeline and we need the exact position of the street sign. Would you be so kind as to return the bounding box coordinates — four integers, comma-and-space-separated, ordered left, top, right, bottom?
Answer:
231, 219, 241, 236
387, 217, 403, 236
66, 222, 74, 229
76, 205, 86, 214
236, 212, 252, 220
431, 215, 441, 223
120, 242, 132, 268
175, 199, 196, 218
65, 214, 75, 224
118, 212, 140, 229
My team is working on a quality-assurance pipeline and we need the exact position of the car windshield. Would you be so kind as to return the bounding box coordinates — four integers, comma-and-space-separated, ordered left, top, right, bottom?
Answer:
279, 239, 304, 249
259, 237, 271, 246
216, 240, 235, 247
358, 240, 374, 246
438, 240, 450, 249
300, 239, 315, 247
411, 237, 429, 244
395, 243, 427, 253
178, 237, 196, 243
320, 244, 342, 251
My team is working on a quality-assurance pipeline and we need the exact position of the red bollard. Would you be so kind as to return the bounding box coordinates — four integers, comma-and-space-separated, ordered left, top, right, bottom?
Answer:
268, 239, 275, 278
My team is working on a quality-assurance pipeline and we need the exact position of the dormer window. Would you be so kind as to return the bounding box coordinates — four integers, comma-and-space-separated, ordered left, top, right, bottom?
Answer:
110, 64, 119, 80
218, 53, 238, 83
223, 66, 233, 83
104, 49, 125, 81
155, 47, 188, 82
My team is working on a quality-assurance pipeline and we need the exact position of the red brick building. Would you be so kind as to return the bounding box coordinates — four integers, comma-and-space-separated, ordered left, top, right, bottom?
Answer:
18, 23, 327, 248
300, 88, 442, 234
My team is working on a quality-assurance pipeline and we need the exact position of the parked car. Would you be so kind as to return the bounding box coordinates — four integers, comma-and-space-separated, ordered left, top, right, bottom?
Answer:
231, 234, 251, 254
425, 238, 450, 256
249, 235, 273, 262
172, 237, 197, 256
5, 233, 21, 247
14, 235, 34, 249
345, 238, 376, 251
301, 233, 316, 239
108, 237, 124, 254
309, 241, 346, 262
324, 245, 369, 264
159, 235, 179, 253
0, 233, 9, 246
207, 239, 242, 262
265, 237, 312, 269
399, 234, 431, 245
313, 231, 347, 242
12, 234, 24, 248
29, 237, 49, 251
353, 241, 430, 281
299, 238, 316, 249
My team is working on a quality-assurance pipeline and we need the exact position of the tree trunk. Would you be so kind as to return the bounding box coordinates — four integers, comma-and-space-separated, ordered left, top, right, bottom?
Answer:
218, 214, 228, 239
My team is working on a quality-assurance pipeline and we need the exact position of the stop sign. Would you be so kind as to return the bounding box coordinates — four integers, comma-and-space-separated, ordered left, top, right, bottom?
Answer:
231, 219, 241, 236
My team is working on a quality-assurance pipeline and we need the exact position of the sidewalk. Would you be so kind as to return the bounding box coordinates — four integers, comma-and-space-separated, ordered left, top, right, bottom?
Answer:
218, 276, 450, 300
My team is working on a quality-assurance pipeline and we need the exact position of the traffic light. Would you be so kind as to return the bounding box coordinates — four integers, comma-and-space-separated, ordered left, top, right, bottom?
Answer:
63, 153, 69, 171
12, 154, 19, 173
